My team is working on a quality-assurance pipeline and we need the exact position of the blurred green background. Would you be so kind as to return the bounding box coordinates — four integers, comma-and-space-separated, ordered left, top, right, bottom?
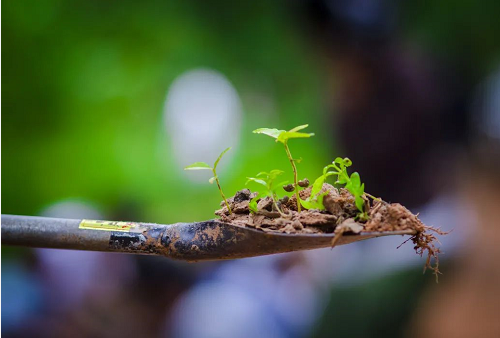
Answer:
2, 0, 331, 224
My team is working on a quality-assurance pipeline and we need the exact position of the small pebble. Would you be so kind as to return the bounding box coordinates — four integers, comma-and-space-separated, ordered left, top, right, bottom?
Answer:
298, 178, 310, 188
283, 184, 295, 192
292, 220, 303, 230
234, 189, 251, 202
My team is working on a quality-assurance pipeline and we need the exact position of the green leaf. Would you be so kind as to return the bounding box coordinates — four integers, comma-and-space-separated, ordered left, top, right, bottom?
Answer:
299, 192, 327, 210
253, 128, 284, 139
299, 198, 319, 210
323, 163, 337, 176
184, 162, 212, 170
355, 195, 365, 212
311, 175, 325, 197
351, 172, 361, 188
246, 177, 267, 187
276, 131, 315, 143
335, 176, 349, 185
213, 147, 231, 170
268, 169, 284, 180
334, 157, 352, 168
249, 196, 259, 213
288, 124, 309, 133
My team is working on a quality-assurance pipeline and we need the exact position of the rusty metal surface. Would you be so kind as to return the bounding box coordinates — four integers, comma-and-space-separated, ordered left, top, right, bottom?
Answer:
1, 214, 416, 261
161, 220, 415, 262
109, 225, 167, 255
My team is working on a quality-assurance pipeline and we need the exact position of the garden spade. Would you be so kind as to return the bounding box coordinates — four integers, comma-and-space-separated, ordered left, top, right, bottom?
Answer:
1, 214, 415, 262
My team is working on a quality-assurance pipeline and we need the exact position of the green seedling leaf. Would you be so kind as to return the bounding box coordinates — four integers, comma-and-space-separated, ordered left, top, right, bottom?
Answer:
253, 128, 284, 139
252, 125, 315, 212
350, 172, 361, 187
246, 177, 267, 187
247, 170, 288, 214
355, 194, 365, 212
323, 163, 337, 176
343, 172, 365, 212
288, 124, 309, 133
334, 157, 352, 167
300, 192, 328, 210
311, 175, 325, 197
299, 198, 321, 210
249, 196, 259, 213
335, 176, 348, 185
184, 147, 233, 214
184, 162, 212, 170
213, 147, 231, 171
268, 169, 284, 180
320, 158, 367, 214
277, 131, 315, 144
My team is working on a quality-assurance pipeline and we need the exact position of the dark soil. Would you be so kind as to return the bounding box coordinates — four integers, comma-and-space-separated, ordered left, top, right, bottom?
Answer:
216, 184, 446, 279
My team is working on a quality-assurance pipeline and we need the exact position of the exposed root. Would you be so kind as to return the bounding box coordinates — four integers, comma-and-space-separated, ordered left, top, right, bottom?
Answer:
410, 225, 449, 282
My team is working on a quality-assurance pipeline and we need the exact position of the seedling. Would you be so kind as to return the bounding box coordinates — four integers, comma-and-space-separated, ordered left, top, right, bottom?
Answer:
327, 157, 368, 220
205, 128, 445, 281
184, 147, 233, 214
253, 125, 314, 212
300, 157, 368, 219
246, 170, 288, 216
299, 165, 335, 211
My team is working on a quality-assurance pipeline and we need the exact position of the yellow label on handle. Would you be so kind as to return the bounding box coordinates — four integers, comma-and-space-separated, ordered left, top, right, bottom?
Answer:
79, 219, 136, 232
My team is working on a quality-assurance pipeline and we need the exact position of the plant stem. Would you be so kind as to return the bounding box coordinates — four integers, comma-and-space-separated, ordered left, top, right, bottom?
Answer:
213, 169, 232, 214
364, 192, 381, 201
272, 194, 291, 219
284, 142, 301, 212
272, 198, 284, 216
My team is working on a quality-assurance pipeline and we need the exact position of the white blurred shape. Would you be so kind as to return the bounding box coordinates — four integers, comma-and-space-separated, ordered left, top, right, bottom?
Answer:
164, 68, 242, 182
41, 199, 102, 220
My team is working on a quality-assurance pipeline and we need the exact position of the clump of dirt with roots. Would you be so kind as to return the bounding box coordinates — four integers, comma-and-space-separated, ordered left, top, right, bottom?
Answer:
216, 184, 446, 280
185, 125, 447, 280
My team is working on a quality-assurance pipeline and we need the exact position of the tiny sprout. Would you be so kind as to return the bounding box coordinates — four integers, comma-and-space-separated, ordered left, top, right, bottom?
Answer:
299, 168, 331, 211
184, 147, 233, 214
299, 158, 367, 216
330, 157, 365, 213
246, 170, 288, 215
253, 124, 314, 212
314, 157, 368, 219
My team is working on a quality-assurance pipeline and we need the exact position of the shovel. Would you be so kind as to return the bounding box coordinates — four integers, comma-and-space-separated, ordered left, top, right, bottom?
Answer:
1, 214, 415, 262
